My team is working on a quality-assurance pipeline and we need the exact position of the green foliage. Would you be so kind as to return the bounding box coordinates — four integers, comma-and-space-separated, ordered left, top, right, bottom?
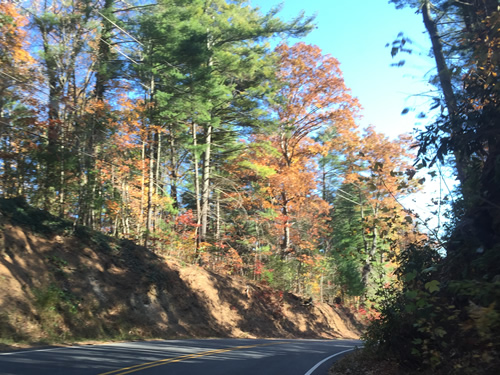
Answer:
328, 184, 366, 300
0, 197, 73, 237
239, 160, 276, 178
34, 284, 79, 315
32, 284, 81, 341
74, 225, 118, 254
331, 255, 365, 298
365, 243, 446, 367
365, 240, 500, 374
264, 255, 298, 291
261, 268, 274, 285
0, 198, 120, 255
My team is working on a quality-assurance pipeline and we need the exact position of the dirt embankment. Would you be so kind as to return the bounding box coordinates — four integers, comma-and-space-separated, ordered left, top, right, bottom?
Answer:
0, 199, 362, 350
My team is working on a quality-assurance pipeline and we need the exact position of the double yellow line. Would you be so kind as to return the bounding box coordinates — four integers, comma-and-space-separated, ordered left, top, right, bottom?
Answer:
99, 341, 289, 375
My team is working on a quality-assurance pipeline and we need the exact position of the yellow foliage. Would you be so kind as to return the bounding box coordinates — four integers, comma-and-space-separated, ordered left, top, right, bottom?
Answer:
467, 302, 499, 340
0, 3, 35, 67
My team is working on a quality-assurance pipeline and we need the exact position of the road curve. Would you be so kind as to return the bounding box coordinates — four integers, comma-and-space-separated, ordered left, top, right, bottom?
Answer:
0, 338, 362, 375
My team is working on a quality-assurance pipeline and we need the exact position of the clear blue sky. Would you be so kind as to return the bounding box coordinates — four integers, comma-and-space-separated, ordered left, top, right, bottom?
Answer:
251, 0, 436, 139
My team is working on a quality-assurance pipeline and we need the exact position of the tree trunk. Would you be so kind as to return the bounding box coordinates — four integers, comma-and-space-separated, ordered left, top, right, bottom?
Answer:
152, 130, 161, 237
145, 131, 154, 247
296, 260, 302, 294
320, 273, 324, 303
281, 191, 291, 256
360, 196, 379, 290
59, 136, 65, 217
94, 0, 115, 101
200, 124, 213, 243
168, 127, 179, 209
192, 121, 201, 248
1, 134, 13, 197
139, 141, 145, 236
42, 37, 61, 210
421, 0, 467, 185
215, 189, 221, 243
361, 226, 378, 289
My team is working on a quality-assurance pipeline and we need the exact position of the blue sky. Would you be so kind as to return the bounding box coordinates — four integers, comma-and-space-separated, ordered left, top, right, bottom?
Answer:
251, 0, 436, 140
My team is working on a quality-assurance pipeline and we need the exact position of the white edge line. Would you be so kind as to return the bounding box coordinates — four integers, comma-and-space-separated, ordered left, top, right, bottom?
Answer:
0, 339, 219, 356
0, 344, 114, 356
304, 347, 356, 375
0, 346, 72, 356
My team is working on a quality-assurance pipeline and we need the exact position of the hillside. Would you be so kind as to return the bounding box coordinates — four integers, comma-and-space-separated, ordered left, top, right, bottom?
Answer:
0, 198, 361, 350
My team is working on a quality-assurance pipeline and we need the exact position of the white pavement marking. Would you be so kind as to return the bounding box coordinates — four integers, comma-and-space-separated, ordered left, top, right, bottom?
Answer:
0, 344, 115, 356
304, 348, 355, 375
0, 340, 168, 356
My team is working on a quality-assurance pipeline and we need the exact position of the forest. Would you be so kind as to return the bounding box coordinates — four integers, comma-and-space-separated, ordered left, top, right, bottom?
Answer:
0, 1, 499, 374
0, 0, 424, 305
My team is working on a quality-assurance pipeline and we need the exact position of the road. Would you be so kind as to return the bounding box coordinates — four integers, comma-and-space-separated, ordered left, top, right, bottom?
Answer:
0, 338, 361, 375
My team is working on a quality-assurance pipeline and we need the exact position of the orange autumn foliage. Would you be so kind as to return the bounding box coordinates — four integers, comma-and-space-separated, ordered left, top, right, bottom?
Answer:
0, 2, 34, 68
267, 43, 359, 254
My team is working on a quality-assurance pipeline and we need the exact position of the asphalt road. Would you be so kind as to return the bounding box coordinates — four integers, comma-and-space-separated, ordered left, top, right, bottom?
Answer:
0, 338, 361, 375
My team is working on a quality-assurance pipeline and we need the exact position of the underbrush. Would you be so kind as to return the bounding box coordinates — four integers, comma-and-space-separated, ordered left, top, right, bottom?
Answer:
359, 242, 500, 375
329, 347, 405, 375
0, 197, 73, 237
0, 286, 156, 348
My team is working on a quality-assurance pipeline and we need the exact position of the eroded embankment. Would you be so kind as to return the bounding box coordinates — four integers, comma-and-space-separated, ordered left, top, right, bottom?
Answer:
0, 199, 362, 349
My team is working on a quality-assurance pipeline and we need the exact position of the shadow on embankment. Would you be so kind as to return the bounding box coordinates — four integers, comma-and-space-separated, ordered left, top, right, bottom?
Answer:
0, 197, 361, 350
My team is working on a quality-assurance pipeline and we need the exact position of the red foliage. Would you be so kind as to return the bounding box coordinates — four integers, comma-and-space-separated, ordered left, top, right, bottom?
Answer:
175, 210, 199, 228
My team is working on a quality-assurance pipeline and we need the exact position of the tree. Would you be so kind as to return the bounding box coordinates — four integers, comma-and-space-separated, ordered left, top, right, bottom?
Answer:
0, 1, 38, 198
28, 0, 99, 214
320, 125, 421, 303
329, 183, 366, 301
222, 43, 360, 294
363, 3, 500, 373
391, 1, 500, 242
76, 0, 120, 228
390, 0, 500, 274
0, 1, 35, 99
344, 128, 420, 293
136, 0, 315, 246
270, 42, 358, 255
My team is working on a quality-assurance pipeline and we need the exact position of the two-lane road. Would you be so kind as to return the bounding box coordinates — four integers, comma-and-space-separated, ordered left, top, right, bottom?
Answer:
0, 338, 361, 375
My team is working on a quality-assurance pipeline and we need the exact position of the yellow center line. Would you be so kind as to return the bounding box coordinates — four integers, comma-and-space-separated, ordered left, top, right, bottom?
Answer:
98, 350, 221, 375
98, 341, 290, 375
